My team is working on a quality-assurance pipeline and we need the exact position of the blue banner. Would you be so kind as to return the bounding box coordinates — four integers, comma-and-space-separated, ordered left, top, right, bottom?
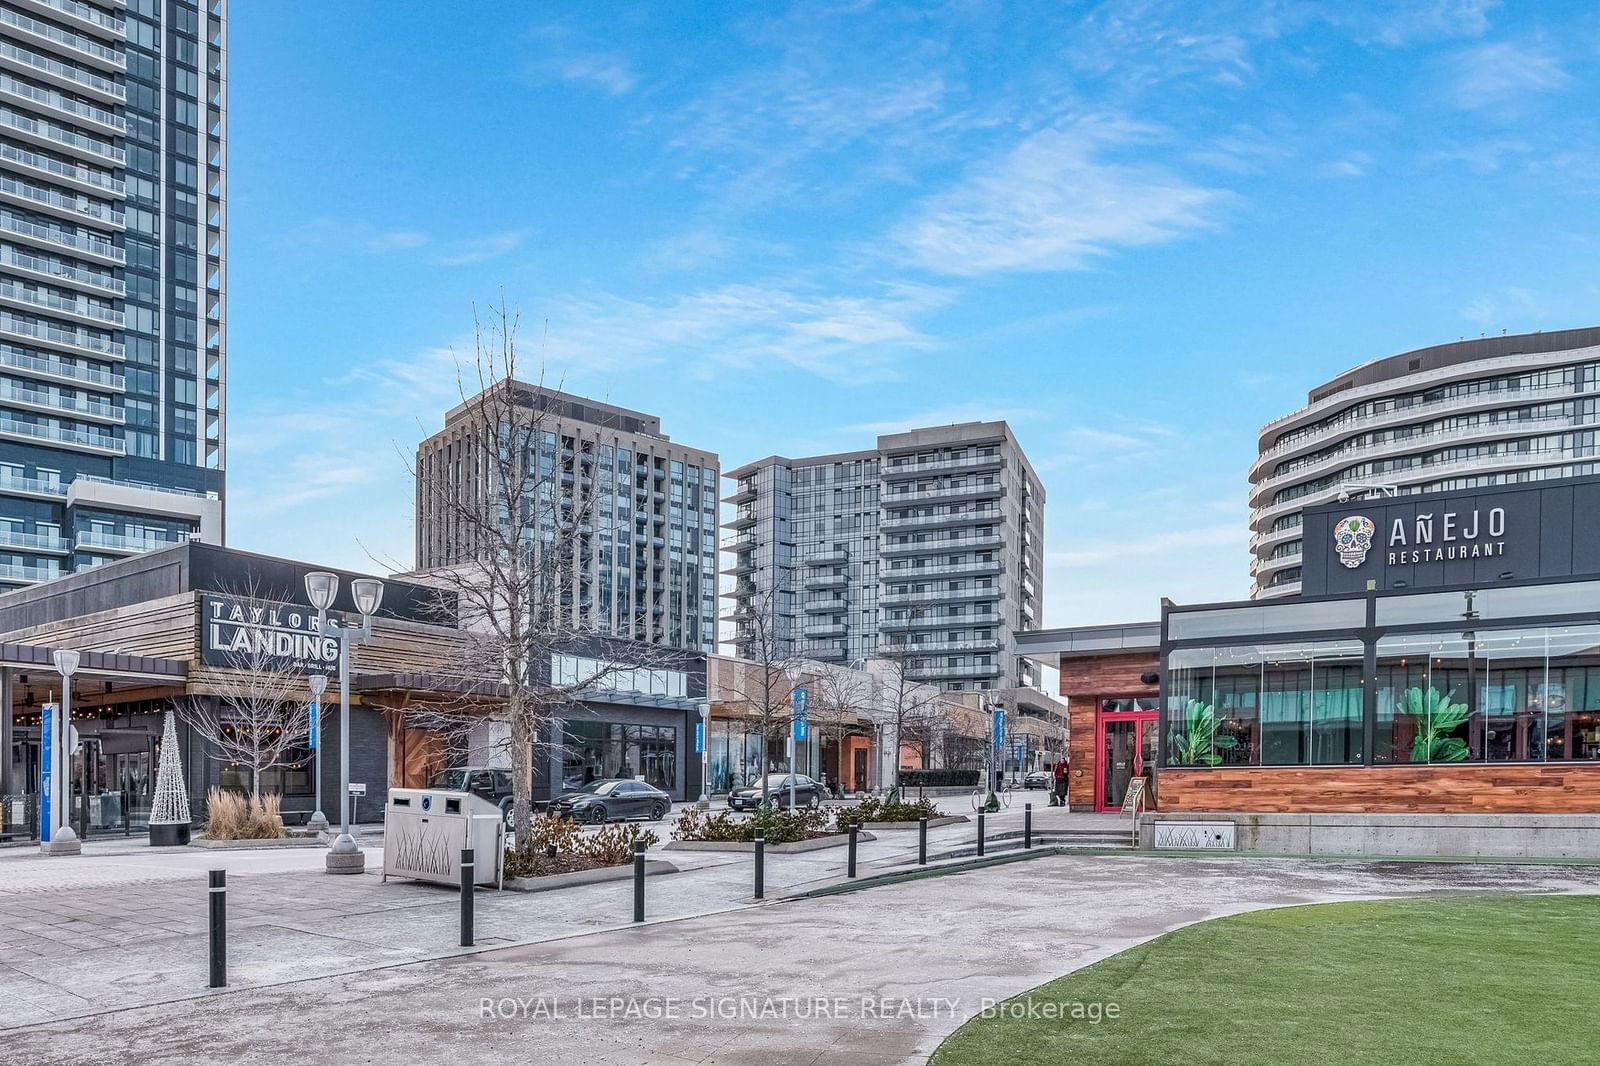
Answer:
694, 720, 705, 754
792, 687, 808, 740
992, 707, 1006, 745
308, 700, 319, 751
39, 702, 53, 842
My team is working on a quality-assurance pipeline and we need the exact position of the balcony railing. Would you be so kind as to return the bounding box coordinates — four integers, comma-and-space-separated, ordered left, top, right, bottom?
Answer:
803, 597, 848, 613
0, 244, 123, 294
20, 0, 126, 37
0, 561, 60, 583
0, 312, 123, 358
0, 106, 124, 163
0, 212, 124, 262
0, 381, 121, 421
881, 481, 1003, 504
881, 453, 1003, 478
0, 527, 68, 552
881, 586, 1000, 606
0, 415, 121, 452
880, 509, 1001, 531
0, 71, 123, 130
0, 343, 123, 388
0, 8, 125, 69
0, 40, 124, 100
882, 559, 1002, 579
803, 573, 847, 589
881, 612, 1001, 630
0, 141, 124, 197
881, 533, 1004, 554
76, 529, 185, 553
803, 548, 848, 566
0, 471, 65, 497
0, 173, 123, 227
885, 638, 1001, 654
906, 663, 1001, 679
803, 623, 847, 638
0, 281, 122, 325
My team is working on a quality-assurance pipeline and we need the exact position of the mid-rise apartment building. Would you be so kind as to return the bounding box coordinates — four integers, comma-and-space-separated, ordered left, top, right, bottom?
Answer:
0, 0, 227, 590
724, 422, 1044, 691
415, 384, 719, 653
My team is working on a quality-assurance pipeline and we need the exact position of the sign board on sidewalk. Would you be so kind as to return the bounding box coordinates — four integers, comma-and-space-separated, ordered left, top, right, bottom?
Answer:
1121, 778, 1146, 815
348, 782, 367, 796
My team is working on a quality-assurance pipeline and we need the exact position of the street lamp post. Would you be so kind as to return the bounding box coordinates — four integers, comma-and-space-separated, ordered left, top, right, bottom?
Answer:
304, 571, 383, 875
41, 648, 80, 855
307, 673, 329, 833
693, 698, 711, 809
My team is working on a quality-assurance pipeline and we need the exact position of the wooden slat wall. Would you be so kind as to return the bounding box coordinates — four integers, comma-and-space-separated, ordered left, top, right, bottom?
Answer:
1161, 764, 1600, 813
0, 592, 198, 662
1059, 652, 1160, 809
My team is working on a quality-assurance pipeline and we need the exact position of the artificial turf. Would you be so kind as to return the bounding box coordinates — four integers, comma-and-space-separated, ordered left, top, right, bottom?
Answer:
931, 894, 1600, 1066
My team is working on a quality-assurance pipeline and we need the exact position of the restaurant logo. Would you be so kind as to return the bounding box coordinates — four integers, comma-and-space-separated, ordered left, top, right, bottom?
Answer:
1332, 515, 1376, 568
200, 593, 339, 671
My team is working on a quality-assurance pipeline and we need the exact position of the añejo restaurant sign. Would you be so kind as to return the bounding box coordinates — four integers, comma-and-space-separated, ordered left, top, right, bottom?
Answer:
200, 594, 338, 670
1300, 476, 1600, 595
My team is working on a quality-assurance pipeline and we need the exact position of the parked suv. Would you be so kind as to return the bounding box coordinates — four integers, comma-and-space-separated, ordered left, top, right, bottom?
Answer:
429, 767, 514, 822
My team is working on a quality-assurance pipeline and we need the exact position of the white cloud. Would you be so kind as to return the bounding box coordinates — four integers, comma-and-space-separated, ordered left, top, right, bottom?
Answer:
1461, 286, 1549, 327
548, 51, 636, 95
1336, 1, 1498, 46
434, 229, 532, 267
1443, 40, 1570, 113
894, 118, 1225, 276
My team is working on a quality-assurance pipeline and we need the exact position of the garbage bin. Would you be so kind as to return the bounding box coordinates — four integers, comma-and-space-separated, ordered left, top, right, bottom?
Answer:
382, 788, 504, 887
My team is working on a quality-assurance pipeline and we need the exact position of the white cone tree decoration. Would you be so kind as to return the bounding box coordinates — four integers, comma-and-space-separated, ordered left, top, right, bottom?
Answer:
149, 708, 192, 845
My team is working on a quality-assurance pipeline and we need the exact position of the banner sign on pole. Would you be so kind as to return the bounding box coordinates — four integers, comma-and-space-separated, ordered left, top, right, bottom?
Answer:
308, 700, 319, 751
992, 707, 1005, 745
792, 687, 808, 741
694, 720, 705, 754
39, 702, 54, 842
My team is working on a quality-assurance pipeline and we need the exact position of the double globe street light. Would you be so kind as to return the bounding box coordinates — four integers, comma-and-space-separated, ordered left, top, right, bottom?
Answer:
303, 570, 383, 875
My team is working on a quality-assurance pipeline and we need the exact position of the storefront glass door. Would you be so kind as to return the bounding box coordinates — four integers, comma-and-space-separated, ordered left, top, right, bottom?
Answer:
1099, 714, 1158, 811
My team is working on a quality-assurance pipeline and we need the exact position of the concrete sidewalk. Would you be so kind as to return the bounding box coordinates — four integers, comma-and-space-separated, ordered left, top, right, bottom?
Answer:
1, 852, 1593, 1065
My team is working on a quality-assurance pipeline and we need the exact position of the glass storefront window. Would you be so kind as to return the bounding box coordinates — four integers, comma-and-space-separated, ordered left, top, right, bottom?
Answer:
562, 720, 679, 792
1376, 624, 1600, 764
1166, 640, 1364, 767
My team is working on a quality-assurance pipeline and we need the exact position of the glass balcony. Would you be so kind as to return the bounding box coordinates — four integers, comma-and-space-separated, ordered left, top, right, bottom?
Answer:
0, 40, 124, 101
0, 527, 68, 552
0, 471, 65, 498
75, 529, 185, 554
0, 212, 124, 263
0, 311, 124, 358
0, 141, 123, 197
0, 343, 123, 388
0, 8, 126, 70
0, 380, 122, 421
0, 414, 121, 453
0, 71, 122, 131
0, 561, 60, 583
0, 244, 123, 294
0, 280, 122, 325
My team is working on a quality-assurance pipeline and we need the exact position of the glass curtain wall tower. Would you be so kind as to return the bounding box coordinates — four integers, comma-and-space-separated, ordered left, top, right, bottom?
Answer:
0, 0, 226, 589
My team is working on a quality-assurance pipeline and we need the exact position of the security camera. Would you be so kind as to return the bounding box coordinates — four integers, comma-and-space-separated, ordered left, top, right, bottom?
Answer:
1336, 489, 1350, 503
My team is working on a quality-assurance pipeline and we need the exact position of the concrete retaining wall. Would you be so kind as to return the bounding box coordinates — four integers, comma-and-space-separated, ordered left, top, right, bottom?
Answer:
1142, 812, 1600, 859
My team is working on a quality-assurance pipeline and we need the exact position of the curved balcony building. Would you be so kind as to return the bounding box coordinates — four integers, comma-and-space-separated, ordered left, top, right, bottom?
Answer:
1250, 326, 1600, 598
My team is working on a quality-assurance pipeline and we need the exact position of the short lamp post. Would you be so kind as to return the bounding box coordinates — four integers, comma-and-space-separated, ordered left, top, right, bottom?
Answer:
306, 672, 329, 833
693, 698, 711, 809
304, 571, 383, 875
42, 647, 80, 855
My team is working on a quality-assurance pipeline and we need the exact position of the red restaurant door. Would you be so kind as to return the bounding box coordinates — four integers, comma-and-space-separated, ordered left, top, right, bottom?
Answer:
1097, 712, 1158, 812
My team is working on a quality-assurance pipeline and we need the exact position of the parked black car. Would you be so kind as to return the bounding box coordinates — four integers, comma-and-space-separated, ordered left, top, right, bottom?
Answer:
549, 779, 672, 824
727, 773, 826, 811
430, 766, 514, 821
1023, 770, 1051, 790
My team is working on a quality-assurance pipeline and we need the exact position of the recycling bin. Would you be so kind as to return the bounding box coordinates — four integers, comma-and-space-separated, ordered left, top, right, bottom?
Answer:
382, 787, 504, 887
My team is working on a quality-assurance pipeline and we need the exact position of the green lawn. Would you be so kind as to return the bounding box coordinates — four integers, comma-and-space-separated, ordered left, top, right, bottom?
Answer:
931, 894, 1600, 1066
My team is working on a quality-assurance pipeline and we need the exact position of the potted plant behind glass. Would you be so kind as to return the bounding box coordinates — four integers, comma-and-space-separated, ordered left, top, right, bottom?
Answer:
1166, 700, 1238, 766
1403, 686, 1470, 763
148, 709, 192, 846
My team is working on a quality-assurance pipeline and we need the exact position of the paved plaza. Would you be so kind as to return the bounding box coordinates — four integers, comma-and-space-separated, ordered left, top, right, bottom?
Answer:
0, 803, 1595, 1064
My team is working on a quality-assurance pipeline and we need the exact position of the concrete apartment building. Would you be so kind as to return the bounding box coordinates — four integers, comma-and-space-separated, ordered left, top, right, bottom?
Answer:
723, 421, 1045, 692
1250, 326, 1600, 598
415, 384, 720, 653
0, 0, 227, 591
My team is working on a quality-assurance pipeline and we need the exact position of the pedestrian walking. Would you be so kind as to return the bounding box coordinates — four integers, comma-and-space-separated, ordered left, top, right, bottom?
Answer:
1051, 758, 1069, 808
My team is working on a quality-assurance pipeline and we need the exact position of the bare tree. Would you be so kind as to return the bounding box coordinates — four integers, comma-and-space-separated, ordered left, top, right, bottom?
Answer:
808, 664, 874, 796
869, 646, 949, 794
722, 580, 805, 799
178, 606, 321, 798
403, 300, 678, 840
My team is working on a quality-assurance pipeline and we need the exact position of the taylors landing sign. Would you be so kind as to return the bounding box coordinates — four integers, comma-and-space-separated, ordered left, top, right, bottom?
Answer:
1299, 476, 1600, 596
199, 594, 338, 671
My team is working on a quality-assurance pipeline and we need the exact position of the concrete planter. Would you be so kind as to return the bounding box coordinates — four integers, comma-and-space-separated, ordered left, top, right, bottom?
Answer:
193, 834, 322, 849
504, 859, 678, 893
858, 816, 967, 830
664, 831, 876, 854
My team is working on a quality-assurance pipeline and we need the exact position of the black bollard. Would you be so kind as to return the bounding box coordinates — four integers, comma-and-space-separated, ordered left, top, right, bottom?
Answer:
459, 848, 475, 947
977, 812, 986, 857
918, 815, 928, 866
1025, 803, 1033, 849
208, 869, 226, 988
847, 823, 858, 878
753, 828, 765, 900
632, 840, 646, 923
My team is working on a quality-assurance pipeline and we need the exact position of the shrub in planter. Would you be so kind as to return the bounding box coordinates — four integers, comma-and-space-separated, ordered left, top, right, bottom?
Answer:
203, 789, 286, 840
581, 822, 661, 866
833, 795, 938, 830
674, 805, 833, 846
504, 817, 660, 878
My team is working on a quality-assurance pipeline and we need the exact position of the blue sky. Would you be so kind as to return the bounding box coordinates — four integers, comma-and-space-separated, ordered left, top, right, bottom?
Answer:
225, 1, 1600, 627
